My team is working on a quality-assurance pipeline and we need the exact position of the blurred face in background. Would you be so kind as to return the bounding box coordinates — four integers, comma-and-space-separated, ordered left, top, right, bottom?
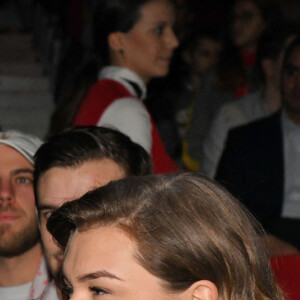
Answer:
186, 38, 222, 77
270, 35, 296, 88
282, 45, 300, 123
232, 0, 266, 50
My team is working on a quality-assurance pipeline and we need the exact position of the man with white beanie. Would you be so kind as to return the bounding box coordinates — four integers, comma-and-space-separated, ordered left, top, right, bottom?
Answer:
0, 131, 47, 300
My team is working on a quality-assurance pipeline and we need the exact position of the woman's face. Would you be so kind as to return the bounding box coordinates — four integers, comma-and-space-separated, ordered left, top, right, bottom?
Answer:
63, 226, 187, 299
232, 0, 266, 50
118, 0, 179, 83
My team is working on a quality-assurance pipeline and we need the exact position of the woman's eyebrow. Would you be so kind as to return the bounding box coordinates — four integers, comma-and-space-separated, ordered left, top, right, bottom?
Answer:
77, 270, 124, 282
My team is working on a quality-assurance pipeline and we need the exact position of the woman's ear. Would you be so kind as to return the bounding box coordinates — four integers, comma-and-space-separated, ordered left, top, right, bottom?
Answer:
185, 280, 218, 300
108, 32, 124, 52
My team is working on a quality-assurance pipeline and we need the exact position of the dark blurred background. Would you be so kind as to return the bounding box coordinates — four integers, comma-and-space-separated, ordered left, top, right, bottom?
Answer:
0, 0, 299, 139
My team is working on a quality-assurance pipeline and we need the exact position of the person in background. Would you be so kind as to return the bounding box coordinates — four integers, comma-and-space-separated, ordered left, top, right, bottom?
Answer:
178, 30, 223, 153
146, 29, 223, 164
225, 0, 283, 97
47, 0, 179, 174
183, 0, 285, 171
34, 126, 152, 300
202, 28, 297, 178
216, 36, 300, 256
47, 173, 284, 300
0, 131, 45, 300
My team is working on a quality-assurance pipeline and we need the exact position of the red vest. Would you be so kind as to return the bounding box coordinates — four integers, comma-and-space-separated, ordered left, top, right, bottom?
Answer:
74, 79, 178, 174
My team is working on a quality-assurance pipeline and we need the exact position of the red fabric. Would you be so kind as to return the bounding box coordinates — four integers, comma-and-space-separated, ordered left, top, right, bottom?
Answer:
234, 82, 249, 99
74, 79, 130, 125
271, 255, 300, 300
74, 79, 178, 174
234, 49, 256, 99
240, 49, 256, 67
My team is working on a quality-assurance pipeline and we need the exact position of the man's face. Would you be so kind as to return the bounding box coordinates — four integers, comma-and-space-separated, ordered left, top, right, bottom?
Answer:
189, 38, 222, 77
282, 45, 300, 120
0, 145, 39, 257
37, 159, 125, 279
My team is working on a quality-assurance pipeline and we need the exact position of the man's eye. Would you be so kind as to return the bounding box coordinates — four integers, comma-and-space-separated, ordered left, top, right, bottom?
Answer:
41, 211, 53, 221
90, 286, 108, 295
16, 177, 32, 184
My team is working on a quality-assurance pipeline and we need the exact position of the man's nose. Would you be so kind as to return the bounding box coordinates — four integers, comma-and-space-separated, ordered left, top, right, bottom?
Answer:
0, 180, 14, 203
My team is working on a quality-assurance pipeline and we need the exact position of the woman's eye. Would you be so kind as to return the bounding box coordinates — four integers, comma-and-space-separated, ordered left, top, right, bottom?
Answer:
154, 26, 164, 35
62, 285, 73, 299
90, 286, 108, 295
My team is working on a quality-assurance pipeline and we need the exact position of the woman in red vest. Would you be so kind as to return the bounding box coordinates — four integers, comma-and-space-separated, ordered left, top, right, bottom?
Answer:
48, 0, 179, 174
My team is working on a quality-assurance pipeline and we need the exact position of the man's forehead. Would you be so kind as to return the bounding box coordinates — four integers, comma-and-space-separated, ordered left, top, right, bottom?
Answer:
38, 196, 71, 208
0, 145, 33, 169
37, 159, 125, 206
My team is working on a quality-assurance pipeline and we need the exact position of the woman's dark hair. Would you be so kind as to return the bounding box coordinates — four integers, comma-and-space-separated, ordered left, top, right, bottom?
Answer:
93, 0, 153, 65
47, 0, 158, 137
48, 173, 284, 300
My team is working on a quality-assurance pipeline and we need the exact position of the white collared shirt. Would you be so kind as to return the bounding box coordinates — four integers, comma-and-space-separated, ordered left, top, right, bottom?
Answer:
282, 111, 300, 218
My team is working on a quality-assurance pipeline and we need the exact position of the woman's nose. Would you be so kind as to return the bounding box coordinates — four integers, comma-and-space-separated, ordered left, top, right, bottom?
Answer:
167, 28, 179, 50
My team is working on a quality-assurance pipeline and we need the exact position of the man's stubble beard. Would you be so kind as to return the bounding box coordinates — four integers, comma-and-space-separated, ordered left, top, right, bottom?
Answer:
0, 210, 40, 257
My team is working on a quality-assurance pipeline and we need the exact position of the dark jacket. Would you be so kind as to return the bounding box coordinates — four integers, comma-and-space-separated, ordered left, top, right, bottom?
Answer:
215, 111, 284, 228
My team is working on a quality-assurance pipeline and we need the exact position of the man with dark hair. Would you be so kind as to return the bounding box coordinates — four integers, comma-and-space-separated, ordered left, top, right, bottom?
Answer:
216, 36, 300, 255
34, 126, 152, 300
0, 130, 45, 300
202, 27, 296, 178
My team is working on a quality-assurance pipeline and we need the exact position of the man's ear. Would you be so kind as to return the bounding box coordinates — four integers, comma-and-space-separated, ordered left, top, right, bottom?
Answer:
185, 280, 218, 300
108, 32, 125, 52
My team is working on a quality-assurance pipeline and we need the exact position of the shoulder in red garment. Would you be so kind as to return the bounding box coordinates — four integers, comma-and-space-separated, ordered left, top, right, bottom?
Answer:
74, 78, 178, 174
150, 118, 179, 174
74, 79, 134, 126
